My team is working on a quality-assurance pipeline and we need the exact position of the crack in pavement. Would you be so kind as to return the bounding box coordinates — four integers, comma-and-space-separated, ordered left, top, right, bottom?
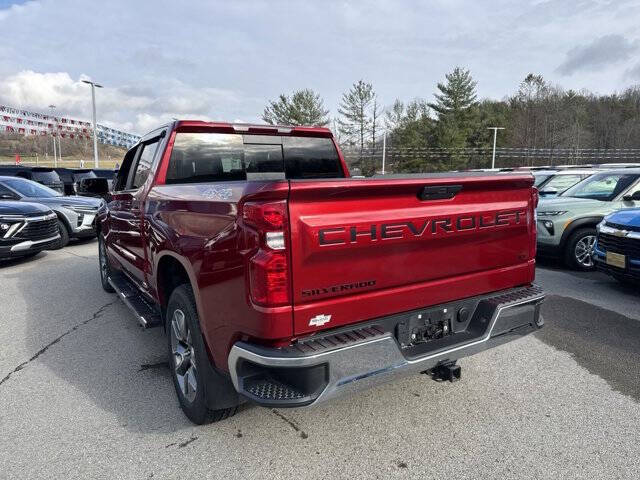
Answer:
0, 300, 116, 388
271, 409, 308, 439
62, 250, 94, 261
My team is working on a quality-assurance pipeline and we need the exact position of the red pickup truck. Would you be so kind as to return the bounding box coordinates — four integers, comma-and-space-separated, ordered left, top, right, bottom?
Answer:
96, 121, 544, 424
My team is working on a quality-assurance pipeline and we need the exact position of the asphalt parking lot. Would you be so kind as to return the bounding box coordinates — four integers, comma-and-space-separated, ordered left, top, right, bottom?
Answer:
1, 240, 639, 480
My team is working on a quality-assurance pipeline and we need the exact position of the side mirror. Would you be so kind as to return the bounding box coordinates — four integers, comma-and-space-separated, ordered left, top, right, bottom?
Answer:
0, 192, 18, 200
622, 191, 640, 202
76, 178, 109, 197
539, 190, 558, 196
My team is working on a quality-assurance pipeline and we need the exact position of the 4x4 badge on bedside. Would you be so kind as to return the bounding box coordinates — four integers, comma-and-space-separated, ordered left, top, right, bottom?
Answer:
309, 314, 331, 327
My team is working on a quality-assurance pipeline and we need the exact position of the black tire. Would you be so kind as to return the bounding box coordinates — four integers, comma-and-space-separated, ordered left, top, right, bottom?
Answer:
166, 284, 238, 424
55, 219, 70, 249
98, 234, 115, 293
564, 227, 597, 271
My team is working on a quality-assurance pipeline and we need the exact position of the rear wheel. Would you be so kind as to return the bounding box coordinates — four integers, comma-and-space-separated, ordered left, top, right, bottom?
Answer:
98, 234, 115, 293
564, 227, 597, 271
167, 284, 238, 424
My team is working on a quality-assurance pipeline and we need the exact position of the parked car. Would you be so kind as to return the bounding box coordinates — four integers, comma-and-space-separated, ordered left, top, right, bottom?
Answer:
53, 168, 98, 195
0, 165, 65, 193
96, 120, 544, 424
537, 170, 640, 270
0, 176, 103, 247
594, 208, 640, 283
534, 169, 600, 198
0, 200, 60, 260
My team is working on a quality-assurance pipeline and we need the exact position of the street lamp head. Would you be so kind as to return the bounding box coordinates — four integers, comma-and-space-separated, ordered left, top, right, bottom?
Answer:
82, 80, 103, 88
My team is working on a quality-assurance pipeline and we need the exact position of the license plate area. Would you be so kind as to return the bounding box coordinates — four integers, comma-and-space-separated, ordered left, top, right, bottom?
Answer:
606, 251, 626, 269
396, 308, 455, 348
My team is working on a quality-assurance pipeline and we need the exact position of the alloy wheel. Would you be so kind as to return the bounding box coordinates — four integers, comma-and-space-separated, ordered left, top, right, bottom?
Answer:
574, 234, 596, 268
170, 309, 198, 403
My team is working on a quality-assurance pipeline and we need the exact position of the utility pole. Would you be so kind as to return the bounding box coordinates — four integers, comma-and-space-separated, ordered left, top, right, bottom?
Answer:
82, 79, 103, 168
381, 131, 386, 175
487, 127, 505, 169
49, 105, 57, 167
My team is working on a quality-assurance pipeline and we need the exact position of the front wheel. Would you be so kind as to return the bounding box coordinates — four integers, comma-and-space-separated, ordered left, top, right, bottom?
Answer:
167, 284, 238, 424
55, 219, 70, 249
564, 227, 597, 271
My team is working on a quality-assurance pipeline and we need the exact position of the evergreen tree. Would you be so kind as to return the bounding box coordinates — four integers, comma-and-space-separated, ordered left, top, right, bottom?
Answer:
429, 67, 478, 119
337, 80, 375, 153
429, 67, 479, 167
262, 89, 329, 126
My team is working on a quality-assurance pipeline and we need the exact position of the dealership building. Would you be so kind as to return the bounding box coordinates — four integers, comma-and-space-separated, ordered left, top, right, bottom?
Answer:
0, 105, 140, 148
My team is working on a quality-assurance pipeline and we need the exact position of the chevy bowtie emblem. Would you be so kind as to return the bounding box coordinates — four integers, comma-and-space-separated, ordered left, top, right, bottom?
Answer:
613, 229, 629, 237
309, 314, 332, 327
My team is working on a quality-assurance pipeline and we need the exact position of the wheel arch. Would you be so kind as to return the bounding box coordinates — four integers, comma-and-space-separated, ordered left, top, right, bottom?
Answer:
53, 209, 72, 233
559, 216, 603, 250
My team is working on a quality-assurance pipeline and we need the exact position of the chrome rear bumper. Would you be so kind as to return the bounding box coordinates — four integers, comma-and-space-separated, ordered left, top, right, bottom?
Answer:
228, 285, 545, 408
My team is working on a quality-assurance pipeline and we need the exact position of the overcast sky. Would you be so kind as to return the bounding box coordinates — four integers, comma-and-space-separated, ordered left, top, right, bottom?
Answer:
1, 0, 639, 134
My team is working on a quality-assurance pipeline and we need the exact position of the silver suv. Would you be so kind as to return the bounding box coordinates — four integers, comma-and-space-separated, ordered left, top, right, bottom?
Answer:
536, 169, 640, 270
0, 176, 103, 248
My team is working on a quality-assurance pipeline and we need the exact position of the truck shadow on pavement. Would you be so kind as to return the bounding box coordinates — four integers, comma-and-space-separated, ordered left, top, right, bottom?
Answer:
536, 295, 640, 402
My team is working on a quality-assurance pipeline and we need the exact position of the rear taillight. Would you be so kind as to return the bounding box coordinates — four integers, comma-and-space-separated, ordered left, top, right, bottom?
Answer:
243, 200, 291, 307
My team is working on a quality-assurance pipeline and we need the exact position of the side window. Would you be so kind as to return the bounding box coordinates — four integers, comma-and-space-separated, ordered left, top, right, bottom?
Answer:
543, 175, 582, 192
130, 140, 160, 189
113, 147, 139, 191
626, 178, 640, 196
0, 183, 17, 198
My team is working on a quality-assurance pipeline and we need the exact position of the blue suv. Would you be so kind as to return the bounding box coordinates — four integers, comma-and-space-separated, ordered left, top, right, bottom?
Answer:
594, 208, 640, 283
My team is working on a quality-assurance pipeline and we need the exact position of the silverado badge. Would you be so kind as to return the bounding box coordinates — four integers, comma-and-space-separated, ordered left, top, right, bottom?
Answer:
309, 314, 332, 327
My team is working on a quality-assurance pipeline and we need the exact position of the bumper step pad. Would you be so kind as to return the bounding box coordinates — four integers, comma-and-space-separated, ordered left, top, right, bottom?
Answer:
244, 376, 306, 401
108, 273, 162, 328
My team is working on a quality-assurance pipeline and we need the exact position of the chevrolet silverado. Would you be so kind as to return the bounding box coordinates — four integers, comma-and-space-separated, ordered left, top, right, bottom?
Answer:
96, 121, 545, 424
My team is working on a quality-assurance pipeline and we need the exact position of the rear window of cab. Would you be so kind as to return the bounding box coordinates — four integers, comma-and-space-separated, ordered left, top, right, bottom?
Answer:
165, 133, 344, 184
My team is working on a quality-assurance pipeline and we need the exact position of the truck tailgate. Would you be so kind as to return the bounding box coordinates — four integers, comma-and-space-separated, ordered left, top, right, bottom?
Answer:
288, 173, 536, 335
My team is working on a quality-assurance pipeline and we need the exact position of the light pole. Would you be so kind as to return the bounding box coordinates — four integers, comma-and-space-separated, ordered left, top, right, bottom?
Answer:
487, 127, 504, 169
48, 104, 57, 167
82, 79, 103, 168
381, 130, 386, 175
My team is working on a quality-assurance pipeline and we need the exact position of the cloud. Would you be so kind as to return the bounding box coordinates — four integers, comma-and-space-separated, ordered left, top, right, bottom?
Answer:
0, 0, 639, 129
0, 70, 247, 134
624, 63, 640, 80
556, 35, 638, 75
